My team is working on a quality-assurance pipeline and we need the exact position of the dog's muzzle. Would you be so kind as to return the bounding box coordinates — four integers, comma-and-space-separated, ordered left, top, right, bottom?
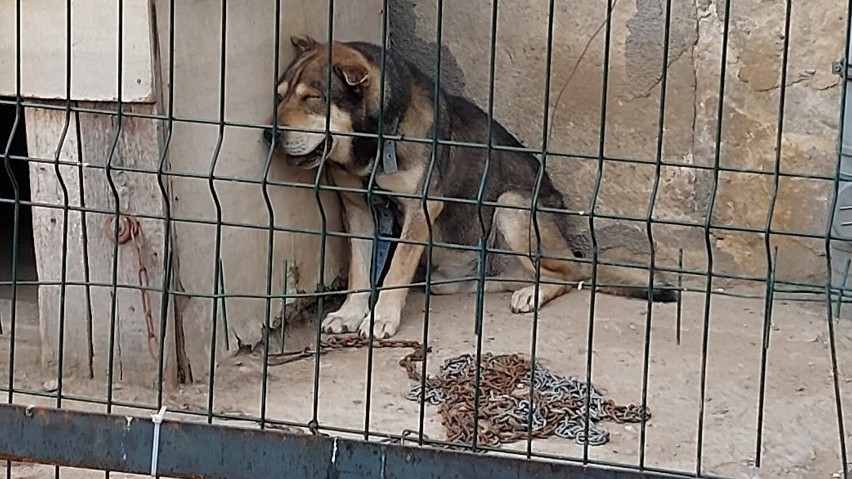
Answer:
263, 126, 332, 169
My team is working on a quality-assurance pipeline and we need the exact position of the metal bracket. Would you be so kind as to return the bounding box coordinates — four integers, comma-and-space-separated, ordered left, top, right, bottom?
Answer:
383, 138, 399, 175
381, 118, 401, 175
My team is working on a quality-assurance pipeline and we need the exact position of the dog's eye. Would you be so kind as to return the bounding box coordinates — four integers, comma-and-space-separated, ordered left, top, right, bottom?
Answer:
276, 93, 283, 102
303, 94, 322, 102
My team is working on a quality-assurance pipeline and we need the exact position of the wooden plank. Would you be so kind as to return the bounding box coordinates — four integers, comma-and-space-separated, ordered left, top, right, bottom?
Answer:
26, 104, 172, 387
0, 0, 154, 102
27, 107, 92, 375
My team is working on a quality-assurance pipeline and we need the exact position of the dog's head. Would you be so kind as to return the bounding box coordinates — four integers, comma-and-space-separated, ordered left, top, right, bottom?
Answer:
263, 34, 380, 170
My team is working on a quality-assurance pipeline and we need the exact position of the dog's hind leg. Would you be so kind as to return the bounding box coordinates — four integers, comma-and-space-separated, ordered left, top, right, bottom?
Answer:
493, 192, 589, 314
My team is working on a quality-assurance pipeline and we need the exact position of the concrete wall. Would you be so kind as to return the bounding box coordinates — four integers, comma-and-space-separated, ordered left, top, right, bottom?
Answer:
390, 0, 846, 289
153, 0, 383, 381
0, 0, 154, 102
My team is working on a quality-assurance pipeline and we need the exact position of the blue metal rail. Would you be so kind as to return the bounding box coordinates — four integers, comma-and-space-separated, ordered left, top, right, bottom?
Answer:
0, 403, 686, 479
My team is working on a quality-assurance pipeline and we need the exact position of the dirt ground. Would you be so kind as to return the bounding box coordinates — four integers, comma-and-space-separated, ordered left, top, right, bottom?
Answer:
2, 256, 852, 479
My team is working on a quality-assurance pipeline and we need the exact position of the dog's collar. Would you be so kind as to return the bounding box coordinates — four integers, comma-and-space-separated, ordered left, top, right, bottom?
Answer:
381, 117, 401, 175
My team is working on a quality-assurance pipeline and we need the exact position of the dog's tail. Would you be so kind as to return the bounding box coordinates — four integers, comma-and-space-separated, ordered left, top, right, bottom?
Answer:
592, 264, 679, 303
550, 201, 679, 303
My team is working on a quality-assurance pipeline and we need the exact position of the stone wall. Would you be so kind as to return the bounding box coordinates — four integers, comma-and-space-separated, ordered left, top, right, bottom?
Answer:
390, 0, 845, 289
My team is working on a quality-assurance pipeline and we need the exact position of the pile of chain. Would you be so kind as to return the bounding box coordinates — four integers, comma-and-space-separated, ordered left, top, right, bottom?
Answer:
401, 352, 650, 447
267, 334, 648, 447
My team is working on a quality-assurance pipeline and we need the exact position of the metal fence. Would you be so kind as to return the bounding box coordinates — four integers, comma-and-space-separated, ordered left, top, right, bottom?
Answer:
1, 0, 851, 478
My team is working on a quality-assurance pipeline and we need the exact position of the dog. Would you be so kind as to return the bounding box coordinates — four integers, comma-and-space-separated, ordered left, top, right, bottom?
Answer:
263, 34, 678, 339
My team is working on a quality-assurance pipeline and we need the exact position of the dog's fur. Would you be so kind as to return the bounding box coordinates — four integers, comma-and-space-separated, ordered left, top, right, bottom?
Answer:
263, 35, 677, 339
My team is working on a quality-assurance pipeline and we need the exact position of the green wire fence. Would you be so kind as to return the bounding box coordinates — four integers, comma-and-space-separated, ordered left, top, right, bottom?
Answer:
0, 0, 850, 478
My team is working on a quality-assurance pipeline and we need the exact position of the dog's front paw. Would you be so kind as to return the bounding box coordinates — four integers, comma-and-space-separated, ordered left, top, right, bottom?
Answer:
510, 286, 546, 314
321, 307, 367, 334
357, 310, 401, 339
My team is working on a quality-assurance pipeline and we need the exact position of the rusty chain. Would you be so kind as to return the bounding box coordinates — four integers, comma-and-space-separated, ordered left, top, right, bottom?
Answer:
270, 333, 648, 448
266, 333, 427, 366
104, 215, 159, 363
402, 351, 650, 447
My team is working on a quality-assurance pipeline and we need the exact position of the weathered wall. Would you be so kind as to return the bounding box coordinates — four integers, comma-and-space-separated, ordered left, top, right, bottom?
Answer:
390, 0, 845, 289
0, 0, 155, 101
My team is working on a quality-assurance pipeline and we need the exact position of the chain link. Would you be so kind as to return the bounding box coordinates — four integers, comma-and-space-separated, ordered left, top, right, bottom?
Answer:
104, 215, 159, 363
402, 351, 650, 447
266, 334, 648, 448
266, 333, 428, 367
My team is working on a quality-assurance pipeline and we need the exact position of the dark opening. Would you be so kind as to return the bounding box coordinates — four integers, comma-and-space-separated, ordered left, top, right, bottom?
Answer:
0, 98, 36, 296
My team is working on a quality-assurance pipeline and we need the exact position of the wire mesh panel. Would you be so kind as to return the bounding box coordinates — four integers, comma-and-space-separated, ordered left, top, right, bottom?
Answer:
0, 0, 850, 478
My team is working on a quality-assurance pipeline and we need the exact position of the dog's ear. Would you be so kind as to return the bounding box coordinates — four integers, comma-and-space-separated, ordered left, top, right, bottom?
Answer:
291, 34, 319, 53
333, 61, 370, 88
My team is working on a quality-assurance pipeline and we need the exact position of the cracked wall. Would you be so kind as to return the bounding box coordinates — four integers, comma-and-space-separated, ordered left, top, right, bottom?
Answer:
390, 0, 847, 288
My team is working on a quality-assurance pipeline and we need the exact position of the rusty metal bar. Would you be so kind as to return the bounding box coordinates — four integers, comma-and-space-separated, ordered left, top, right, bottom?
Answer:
0, 404, 684, 479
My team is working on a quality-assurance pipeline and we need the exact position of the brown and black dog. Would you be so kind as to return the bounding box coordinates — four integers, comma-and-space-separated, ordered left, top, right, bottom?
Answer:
263, 34, 677, 339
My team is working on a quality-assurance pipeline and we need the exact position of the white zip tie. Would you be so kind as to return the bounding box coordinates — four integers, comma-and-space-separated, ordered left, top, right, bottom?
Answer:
150, 406, 167, 477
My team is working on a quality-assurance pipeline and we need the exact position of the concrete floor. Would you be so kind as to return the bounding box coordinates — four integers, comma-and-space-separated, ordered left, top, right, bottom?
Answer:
2, 217, 852, 478
2, 287, 851, 478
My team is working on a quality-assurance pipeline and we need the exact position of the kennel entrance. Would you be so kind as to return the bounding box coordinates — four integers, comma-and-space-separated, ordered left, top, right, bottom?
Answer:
0, 98, 35, 300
